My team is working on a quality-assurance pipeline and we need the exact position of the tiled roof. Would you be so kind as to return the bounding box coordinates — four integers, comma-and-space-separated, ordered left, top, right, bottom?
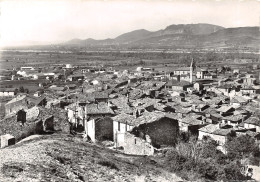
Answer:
223, 115, 244, 122
216, 106, 233, 113
112, 113, 136, 126
49, 86, 66, 91
174, 105, 191, 114
180, 117, 204, 125
132, 98, 161, 108
86, 102, 114, 115
26, 95, 46, 106
212, 128, 233, 136
244, 117, 260, 126
133, 111, 174, 126
231, 96, 248, 103
110, 96, 133, 114
245, 130, 260, 138
87, 92, 108, 99
198, 124, 220, 133
6, 95, 27, 105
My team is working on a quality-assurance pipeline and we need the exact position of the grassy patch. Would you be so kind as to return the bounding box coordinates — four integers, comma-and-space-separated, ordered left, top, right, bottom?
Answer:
1, 163, 24, 178
97, 160, 119, 171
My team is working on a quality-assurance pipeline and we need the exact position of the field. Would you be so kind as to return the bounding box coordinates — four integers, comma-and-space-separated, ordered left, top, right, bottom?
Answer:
1, 50, 259, 71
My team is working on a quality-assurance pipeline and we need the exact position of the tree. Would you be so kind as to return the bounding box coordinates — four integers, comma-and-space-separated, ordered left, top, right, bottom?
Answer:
24, 88, 29, 94
19, 86, 24, 93
225, 135, 258, 158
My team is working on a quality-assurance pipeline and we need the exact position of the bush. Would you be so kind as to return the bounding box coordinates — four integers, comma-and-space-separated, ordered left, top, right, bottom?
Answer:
97, 160, 119, 171
1, 163, 24, 178
225, 135, 257, 158
161, 138, 252, 181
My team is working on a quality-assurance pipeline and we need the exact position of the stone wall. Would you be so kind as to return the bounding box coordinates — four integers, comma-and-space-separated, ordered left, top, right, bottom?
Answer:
42, 115, 54, 131
95, 117, 113, 141
5, 99, 28, 116
113, 121, 133, 147
136, 117, 179, 147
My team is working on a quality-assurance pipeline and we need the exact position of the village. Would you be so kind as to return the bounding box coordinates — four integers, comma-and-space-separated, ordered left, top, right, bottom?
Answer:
0, 57, 260, 180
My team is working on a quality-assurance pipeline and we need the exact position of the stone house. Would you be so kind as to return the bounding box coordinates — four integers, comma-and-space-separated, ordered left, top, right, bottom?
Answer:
0, 88, 18, 97
221, 114, 246, 127
179, 114, 207, 135
122, 112, 179, 155
86, 117, 114, 142
1, 134, 15, 148
194, 82, 204, 91
198, 124, 234, 146
26, 95, 47, 107
84, 102, 115, 142
165, 80, 192, 91
65, 103, 85, 128
243, 117, 260, 132
87, 92, 109, 103
216, 106, 235, 116
203, 73, 214, 79
230, 95, 250, 107
5, 95, 28, 116
192, 103, 210, 112
67, 74, 84, 81
241, 87, 260, 95
112, 113, 136, 147
173, 67, 190, 75
196, 68, 208, 79
124, 132, 154, 155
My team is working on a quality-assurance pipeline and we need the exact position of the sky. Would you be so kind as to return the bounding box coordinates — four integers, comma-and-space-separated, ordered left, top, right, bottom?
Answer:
0, 0, 259, 47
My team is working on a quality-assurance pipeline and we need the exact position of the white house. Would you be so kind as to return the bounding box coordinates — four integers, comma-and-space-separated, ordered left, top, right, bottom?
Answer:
112, 113, 135, 147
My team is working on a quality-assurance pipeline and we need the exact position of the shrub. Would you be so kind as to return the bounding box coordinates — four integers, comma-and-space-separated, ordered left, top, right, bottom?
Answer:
1, 163, 24, 178
225, 135, 257, 158
97, 160, 119, 171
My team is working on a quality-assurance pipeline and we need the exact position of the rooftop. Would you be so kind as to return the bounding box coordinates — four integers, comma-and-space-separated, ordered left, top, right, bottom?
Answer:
198, 124, 220, 134
244, 117, 260, 126
112, 113, 136, 126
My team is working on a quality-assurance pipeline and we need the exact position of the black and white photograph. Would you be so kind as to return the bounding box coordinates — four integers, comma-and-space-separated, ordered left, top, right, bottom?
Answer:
0, 0, 260, 181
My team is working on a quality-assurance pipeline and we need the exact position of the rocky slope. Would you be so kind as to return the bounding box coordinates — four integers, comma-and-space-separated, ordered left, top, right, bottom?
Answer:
0, 134, 183, 182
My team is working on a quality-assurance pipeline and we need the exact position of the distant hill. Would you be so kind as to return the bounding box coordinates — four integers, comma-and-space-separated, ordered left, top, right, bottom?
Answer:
115, 29, 152, 43
62, 24, 260, 49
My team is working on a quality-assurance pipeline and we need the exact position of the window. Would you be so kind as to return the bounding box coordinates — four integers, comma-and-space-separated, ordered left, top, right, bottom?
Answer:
134, 138, 136, 144
118, 122, 120, 131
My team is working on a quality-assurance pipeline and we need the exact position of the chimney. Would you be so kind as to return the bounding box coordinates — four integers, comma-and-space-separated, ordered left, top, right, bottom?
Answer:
177, 75, 180, 82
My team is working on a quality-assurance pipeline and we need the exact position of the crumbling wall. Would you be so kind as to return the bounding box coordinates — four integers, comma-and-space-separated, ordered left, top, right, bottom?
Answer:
42, 115, 54, 131
124, 132, 154, 155
26, 107, 40, 121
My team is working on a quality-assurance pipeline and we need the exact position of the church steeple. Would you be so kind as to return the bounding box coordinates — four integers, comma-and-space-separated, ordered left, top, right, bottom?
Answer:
190, 58, 195, 83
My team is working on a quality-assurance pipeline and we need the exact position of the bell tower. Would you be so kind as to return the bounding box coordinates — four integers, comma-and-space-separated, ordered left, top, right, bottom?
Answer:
190, 58, 195, 83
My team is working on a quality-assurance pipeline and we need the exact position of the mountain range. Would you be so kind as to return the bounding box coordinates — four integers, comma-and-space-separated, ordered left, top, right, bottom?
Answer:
63, 23, 260, 50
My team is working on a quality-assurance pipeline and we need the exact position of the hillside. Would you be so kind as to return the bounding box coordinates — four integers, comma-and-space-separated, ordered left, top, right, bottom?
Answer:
62, 23, 260, 49
0, 134, 183, 182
